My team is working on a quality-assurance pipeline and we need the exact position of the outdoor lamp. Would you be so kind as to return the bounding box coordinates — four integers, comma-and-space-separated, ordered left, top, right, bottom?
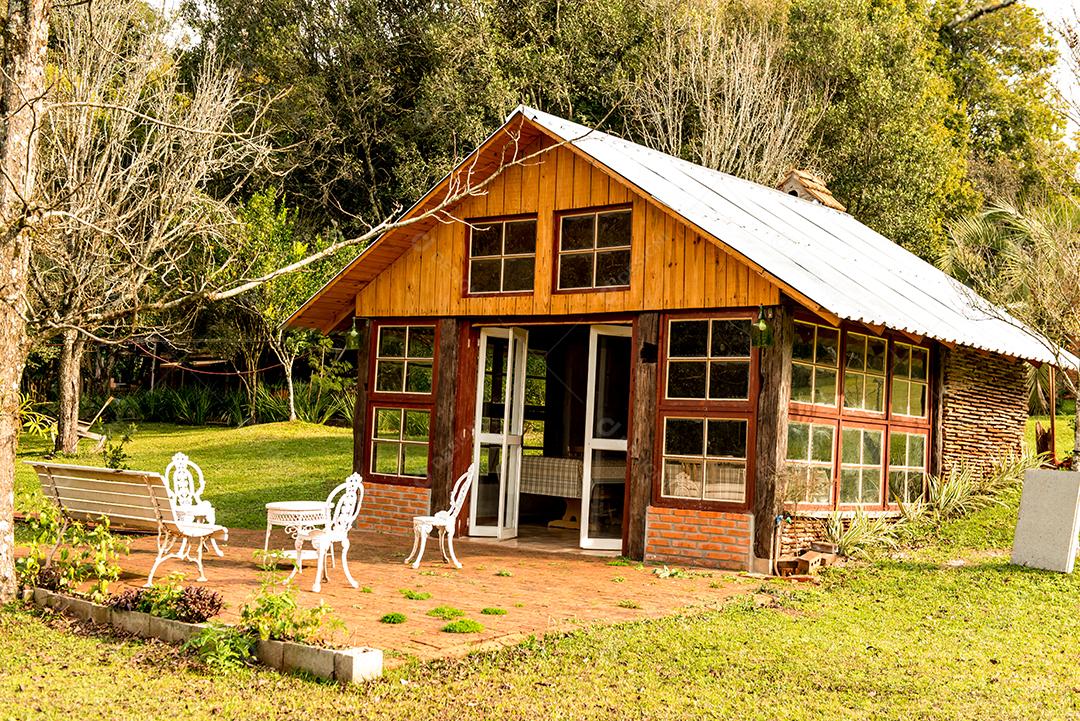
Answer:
751, 305, 773, 348
344, 319, 361, 350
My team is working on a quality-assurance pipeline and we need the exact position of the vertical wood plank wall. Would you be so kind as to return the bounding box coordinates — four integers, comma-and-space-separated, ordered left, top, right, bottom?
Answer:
353, 144, 779, 318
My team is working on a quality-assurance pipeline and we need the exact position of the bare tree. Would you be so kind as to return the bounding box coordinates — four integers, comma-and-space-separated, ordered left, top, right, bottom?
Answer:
626, 0, 828, 185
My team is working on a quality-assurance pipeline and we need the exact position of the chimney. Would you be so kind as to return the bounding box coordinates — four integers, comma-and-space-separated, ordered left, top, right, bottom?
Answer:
778, 169, 846, 212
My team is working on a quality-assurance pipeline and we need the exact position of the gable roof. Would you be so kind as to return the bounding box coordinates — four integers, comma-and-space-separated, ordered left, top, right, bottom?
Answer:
289, 105, 1074, 368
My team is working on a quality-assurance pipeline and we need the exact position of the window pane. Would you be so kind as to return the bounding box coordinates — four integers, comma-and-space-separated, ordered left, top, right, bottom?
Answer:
669, 320, 709, 357
471, 224, 501, 257
704, 461, 746, 502
502, 256, 535, 291
407, 327, 435, 359
793, 323, 815, 362
378, 327, 406, 357
811, 425, 835, 462
595, 249, 631, 287
558, 253, 593, 289
893, 346, 911, 378
667, 361, 707, 399
375, 360, 405, 393
846, 335, 866, 371
787, 422, 810, 461
814, 369, 837, 405
911, 382, 927, 417
561, 215, 595, 251
791, 364, 813, 403
372, 441, 400, 475
865, 375, 885, 412
402, 443, 429, 477
839, 469, 861, 503
890, 432, 906, 466
817, 328, 840, 366
808, 467, 833, 504
663, 459, 703, 498
841, 429, 860, 464
596, 210, 632, 248
891, 379, 910, 415
374, 408, 402, 439
504, 220, 536, 255
709, 361, 749, 399
403, 410, 430, 442
909, 433, 925, 464
665, 418, 704, 456
711, 319, 751, 358
867, 338, 887, 373
707, 419, 746, 458
863, 430, 882, 465
910, 348, 928, 380
888, 471, 906, 504
404, 362, 433, 393
860, 469, 882, 504
844, 374, 864, 409
469, 259, 501, 293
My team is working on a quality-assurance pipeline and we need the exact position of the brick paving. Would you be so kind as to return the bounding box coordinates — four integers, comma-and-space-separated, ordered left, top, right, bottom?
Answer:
112, 528, 748, 666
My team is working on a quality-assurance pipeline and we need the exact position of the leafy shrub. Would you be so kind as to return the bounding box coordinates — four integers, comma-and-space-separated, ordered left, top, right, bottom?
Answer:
16, 508, 127, 602
380, 612, 406, 624
442, 619, 484, 633
617, 599, 641, 609
239, 582, 337, 644
108, 576, 223, 623
400, 589, 431, 600
480, 607, 506, 616
184, 623, 254, 672
494, 569, 512, 577
824, 509, 898, 558
426, 606, 464, 620
19, 393, 54, 438
100, 424, 136, 470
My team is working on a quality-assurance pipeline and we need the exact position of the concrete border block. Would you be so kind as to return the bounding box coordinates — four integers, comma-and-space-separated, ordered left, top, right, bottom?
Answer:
282, 640, 336, 680
149, 616, 201, 645
1013, 469, 1080, 573
112, 609, 151, 637
333, 647, 383, 683
255, 639, 285, 670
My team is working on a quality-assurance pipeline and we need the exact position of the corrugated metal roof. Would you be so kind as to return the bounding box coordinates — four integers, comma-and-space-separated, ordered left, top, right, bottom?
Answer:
520, 106, 1075, 368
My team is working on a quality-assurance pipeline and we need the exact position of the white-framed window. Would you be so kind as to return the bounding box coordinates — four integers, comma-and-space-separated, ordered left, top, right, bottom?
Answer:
468, 218, 537, 294
888, 431, 927, 504
374, 325, 435, 394
557, 208, 632, 290
370, 407, 430, 477
843, 332, 888, 412
665, 318, 752, 401
660, 417, 747, 503
791, 321, 839, 406
891, 343, 929, 417
785, 421, 835, 505
839, 426, 883, 505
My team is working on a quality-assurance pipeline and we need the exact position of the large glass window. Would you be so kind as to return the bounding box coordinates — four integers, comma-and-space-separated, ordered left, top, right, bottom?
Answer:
889, 432, 927, 504
891, 343, 929, 417
666, 319, 752, 400
785, 422, 835, 505
661, 418, 748, 503
374, 325, 435, 394
371, 407, 430, 477
843, 333, 887, 412
557, 209, 632, 290
791, 322, 839, 406
840, 427, 883, 505
468, 218, 537, 294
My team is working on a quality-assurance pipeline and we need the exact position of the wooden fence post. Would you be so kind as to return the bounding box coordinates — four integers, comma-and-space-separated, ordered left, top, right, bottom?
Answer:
753, 304, 793, 563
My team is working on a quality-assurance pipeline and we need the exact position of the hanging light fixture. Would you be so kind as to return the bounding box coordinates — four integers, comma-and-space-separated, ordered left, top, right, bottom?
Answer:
751, 305, 773, 348
344, 318, 361, 350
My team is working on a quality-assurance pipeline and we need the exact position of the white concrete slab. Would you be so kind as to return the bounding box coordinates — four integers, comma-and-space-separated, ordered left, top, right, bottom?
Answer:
1012, 469, 1080, 573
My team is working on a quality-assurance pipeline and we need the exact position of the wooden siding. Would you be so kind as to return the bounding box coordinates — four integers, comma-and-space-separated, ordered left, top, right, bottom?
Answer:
354, 144, 779, 318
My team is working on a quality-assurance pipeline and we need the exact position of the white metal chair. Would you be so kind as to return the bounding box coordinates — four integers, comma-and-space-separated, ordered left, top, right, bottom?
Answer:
405, 464, 475, 569
164, 452, 222, 557
288, 473, 364, 593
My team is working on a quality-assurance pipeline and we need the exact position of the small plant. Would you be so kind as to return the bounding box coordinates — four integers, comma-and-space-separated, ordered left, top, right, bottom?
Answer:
652, 565, 691, 579
617, 599, 641, 609
18, 393, 54, 438
480, 607, 506, 616
240, 579, 339, 644
15, 508, 128, 602
380, 612, 407, 624
442, 618, 484, 633
100, 424, 137, 470
426, 605, 464, 620
607, 557, 634, 567
612, 576, 625, 583
513, 602, 525, 608
184, 623, 254, 672
360, 586, 373, 594
494, 569, 512, 577
400, 589, 431, 600
824, 508, 898, 558
107, 575, 224, 623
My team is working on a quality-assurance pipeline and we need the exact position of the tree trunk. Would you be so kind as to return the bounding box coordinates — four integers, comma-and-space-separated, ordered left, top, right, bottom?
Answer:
55, 329, 86, 454
0, 0, 51, 603
1073, 392, 1079, 460
284, 356, 297, 422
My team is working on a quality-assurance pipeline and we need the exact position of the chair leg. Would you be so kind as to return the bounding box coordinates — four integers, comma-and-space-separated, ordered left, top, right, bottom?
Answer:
340, 539, 358, 589
411, 530, 430, 570
286, 536, 304, 584
445, 530, 462, 570
210, 538, 224, 557
404, 526, 421, 565
438, 530, 450, 564
313, 544, 326, 593
146, 531, 177, 587
193, 539, 207, 582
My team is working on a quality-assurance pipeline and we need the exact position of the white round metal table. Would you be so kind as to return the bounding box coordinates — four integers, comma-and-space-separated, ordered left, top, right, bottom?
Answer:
264, 500, 331, 563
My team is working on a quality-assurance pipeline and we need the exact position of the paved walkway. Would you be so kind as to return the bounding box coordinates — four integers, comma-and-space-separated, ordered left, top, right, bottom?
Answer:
114, 528, 748, 666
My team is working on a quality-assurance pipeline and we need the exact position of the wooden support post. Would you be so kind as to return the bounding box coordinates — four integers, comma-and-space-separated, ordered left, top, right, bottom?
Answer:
627, 312, 659, 560
430, 318, 462, 513
753, 304, 793, 564
930, 344, 948, 477
351, 318, 371, 475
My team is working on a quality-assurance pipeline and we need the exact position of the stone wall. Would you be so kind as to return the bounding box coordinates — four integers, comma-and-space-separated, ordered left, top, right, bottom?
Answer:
354, 482, 431, 535
643, 506, 753, 570
939, 347, 1028, 479
779, 516, 828, 556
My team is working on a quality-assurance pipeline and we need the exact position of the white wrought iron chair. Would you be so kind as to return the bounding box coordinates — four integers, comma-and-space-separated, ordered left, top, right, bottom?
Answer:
405, 464, 475, 570
164, 452, 223, 557
288, 473, 364, 593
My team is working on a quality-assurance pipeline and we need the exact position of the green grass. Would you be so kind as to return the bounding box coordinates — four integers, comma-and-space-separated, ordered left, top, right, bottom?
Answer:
480, 607, 506, 616
441, 619, 484, 634
15, 422, 353, 529
399, 590, 431, 601
426, 606, 464, 620
1025, 414, 1074, 460
379, 613, 406, 625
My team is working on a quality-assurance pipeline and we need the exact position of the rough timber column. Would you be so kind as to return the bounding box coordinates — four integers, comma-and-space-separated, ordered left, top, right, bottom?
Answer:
627, 312, 660, 559
753, 304, 793, 563
351, 318, 371, 474
429, 318, 462, 513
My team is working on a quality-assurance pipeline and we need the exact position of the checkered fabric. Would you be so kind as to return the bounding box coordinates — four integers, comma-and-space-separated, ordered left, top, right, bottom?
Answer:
519, 456, 627, 497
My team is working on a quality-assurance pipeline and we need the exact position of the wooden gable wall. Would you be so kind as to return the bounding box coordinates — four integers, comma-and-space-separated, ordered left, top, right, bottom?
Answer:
353, 143, 779, 318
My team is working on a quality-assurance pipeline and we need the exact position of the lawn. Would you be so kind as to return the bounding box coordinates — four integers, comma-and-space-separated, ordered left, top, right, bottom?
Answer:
6, 419, 1080, 719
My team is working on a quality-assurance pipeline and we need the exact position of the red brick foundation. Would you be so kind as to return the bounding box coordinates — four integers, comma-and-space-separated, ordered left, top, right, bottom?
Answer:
779, 516, 828, 556
355, 482, 431, 535
643, 506, 752, 570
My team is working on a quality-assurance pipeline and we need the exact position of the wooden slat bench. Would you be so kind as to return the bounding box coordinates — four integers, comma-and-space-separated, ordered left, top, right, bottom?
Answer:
28, 462, 229, 586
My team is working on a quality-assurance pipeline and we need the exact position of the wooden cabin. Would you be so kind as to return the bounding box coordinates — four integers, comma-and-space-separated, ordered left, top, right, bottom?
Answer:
288, 106, 1061, 571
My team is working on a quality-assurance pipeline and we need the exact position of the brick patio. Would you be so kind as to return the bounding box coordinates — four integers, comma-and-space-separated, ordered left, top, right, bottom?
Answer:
113, 527, 748, 666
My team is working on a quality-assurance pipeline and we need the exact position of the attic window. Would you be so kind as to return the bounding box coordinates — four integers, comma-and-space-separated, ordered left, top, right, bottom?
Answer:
557, 208, 632, 290
468, 218, 537, 294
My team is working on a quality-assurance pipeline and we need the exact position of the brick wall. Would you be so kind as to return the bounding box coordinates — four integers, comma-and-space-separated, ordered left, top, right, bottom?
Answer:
779, 516, 828, 556
355, 482, 431, 535
643, 506, 753, 570
939, 347, 1028, 479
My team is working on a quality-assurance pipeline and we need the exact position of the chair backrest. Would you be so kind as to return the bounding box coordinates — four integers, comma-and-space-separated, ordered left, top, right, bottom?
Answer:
326, 473, 364, 535
29, 461, 175, 532
445, 464, 476, 521
163, 452, 205, 510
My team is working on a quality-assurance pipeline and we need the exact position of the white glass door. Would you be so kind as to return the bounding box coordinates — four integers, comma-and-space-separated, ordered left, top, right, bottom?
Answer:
470, 327, 529, 539
580, 325, 632, 550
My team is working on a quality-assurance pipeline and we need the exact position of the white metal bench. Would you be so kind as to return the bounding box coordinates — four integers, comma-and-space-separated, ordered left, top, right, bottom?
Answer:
29, 461, 229, 586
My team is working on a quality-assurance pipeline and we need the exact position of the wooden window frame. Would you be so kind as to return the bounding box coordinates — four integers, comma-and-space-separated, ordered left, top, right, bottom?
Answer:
790, 320, 841, 411
784, 419, 836, 506
837, 422, 887, 508
552, 204, 633, 294
886, 428, 929, 505
371, 323, 437, 397
841, 331, 888, 416
659, 415, 751, 505
663, 317, 753, 403
890, 341, 930, 419
462, 213, 538, 298
369, 406, 433, 480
